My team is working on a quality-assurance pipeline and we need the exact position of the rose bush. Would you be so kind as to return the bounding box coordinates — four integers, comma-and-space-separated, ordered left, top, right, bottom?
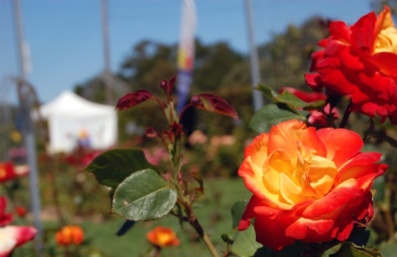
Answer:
305, 6, 397, 123
238, 119, 387, 250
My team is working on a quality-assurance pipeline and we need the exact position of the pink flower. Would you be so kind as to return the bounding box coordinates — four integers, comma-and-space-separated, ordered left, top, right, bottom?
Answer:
0, 226, 37, 257
0, 197, 37, 257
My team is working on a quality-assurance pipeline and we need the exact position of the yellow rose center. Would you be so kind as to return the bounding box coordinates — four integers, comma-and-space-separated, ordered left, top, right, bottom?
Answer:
374, 27, 397, 54
262, 141, 337, 208
374, 10, 397, 54
156, 232, 174, 247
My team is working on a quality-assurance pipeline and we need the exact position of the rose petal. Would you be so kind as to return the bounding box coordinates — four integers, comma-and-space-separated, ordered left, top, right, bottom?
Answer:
0, 226, 37, 256
302, 179, 359, 219
317, 128, 363, 168
253, 214, 295, 250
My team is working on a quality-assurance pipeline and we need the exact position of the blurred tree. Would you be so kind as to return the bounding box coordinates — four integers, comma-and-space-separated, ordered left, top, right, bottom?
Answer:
118, 39, 247, 95
192, 39, 247, 92
370, 0, 397, 14
120, 40, 178, 96
258, 17, 330, 92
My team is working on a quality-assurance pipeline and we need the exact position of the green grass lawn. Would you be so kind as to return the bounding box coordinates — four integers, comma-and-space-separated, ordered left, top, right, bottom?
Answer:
32, 178, 251, 257
83, 178, 251, 257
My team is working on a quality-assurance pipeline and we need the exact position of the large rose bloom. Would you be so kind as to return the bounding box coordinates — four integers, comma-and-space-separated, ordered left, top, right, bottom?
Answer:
305, 6, 397, 123
238, 120, 387, 250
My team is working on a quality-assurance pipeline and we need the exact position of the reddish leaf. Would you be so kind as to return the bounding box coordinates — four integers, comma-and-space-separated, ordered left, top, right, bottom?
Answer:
116, 90, 153, 110
190, 93, 239, 119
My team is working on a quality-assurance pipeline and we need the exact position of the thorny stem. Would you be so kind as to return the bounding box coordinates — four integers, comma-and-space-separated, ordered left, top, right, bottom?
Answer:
187, 206, 220, 257
171, 137, 220, 257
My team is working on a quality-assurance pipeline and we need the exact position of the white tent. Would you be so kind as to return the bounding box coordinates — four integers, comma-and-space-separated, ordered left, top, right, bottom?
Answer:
39, 91, 117, 153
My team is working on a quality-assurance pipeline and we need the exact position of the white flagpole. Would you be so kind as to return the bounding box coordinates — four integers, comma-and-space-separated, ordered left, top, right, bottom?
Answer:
244, 0, 264, 111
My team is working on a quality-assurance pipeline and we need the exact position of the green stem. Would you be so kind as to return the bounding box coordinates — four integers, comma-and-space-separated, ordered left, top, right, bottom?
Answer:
188, 215, 220, 257
339, 101, 352, 128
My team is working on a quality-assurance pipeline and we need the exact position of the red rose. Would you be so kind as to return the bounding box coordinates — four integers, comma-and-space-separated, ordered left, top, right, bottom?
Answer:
305, 6, 397, 123
238, 120, 387, 250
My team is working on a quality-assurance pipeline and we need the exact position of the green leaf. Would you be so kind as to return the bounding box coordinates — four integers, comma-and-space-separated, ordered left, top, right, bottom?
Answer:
274, 90, 308, 108
302, 100, 326, 110
331, 243, 382, 257
249, 104, 306, 133
274, 90, 326, 111
85, 149, 155, 188
164, 101, 179, 124
112, 169, 177, 221
231, 225, 263, 257
231, 199, 249, 228
257, 84, 278, 100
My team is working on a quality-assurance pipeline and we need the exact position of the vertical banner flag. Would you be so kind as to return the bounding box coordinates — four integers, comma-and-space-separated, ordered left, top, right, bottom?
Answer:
176, 0, 197, 113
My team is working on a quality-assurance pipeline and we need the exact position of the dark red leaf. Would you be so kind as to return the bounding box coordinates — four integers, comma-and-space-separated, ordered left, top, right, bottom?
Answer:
190, 93, 239, 120
116, 90, 153, 111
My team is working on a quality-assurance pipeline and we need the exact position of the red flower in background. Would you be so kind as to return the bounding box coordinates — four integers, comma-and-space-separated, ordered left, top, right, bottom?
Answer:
0, 162, 29, 183
64, 147, 101, 171
55, 225, 84, 246
14, 207, 27, 218
238, 120, 387, 250
305, 6, 397, 123
0, 197, 13, 227
146, 226, 180, 248
279, 87, 339, 127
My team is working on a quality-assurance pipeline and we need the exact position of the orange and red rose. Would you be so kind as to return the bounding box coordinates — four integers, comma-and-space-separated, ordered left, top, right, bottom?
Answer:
305, 6, 397, 123
238, 120, 387, 250
146, 226, 180, 248
55, 225, 84, 246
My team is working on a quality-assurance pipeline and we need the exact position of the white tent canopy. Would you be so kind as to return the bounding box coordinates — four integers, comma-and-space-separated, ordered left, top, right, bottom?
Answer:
39, 91, 117, 153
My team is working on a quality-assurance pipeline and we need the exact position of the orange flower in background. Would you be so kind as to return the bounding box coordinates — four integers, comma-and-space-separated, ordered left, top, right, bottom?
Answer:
55, 225, 84, 246
305, 6, 397, 123
146, 226, 180, 248
238, 120, 387, 250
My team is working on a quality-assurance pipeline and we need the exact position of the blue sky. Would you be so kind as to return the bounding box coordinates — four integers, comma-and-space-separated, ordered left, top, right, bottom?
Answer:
0, 0, 373, 104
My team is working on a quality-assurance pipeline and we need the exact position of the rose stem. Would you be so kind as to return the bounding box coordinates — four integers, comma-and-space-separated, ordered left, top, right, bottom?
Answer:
339, 101, 352, 128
